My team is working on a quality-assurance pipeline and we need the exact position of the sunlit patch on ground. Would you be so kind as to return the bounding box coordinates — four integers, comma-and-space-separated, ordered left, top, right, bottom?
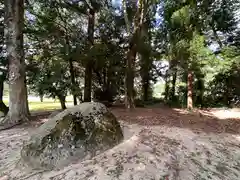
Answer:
0, 107, 240, 180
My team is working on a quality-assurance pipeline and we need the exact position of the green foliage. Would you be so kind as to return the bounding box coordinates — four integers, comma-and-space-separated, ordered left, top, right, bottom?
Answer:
3, 0, 238, 110
204, 46, 240, 107
27, 55, 71, 99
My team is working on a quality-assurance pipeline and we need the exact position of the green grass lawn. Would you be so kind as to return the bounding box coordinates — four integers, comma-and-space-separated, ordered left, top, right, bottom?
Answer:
3, 96, 74, 112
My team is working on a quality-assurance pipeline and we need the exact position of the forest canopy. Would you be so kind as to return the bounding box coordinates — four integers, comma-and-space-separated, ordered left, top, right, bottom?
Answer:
0, 0, 240, 125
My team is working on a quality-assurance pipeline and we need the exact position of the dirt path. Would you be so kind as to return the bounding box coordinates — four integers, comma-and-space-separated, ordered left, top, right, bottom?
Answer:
0, 107, 240, 180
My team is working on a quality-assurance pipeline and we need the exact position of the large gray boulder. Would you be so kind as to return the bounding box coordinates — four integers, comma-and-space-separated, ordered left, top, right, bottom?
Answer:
21, 102, 123, 170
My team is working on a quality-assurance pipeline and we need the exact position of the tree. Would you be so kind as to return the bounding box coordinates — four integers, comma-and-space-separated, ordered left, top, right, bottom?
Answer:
158, 0, 239, 108
0, 0, 29, 128
122, 0, 146, 108
84, 6, 95, 102
138, 0, 157, 102
0, 1, 8, 115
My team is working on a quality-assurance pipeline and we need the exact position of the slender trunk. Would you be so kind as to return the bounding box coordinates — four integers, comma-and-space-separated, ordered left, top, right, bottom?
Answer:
142, 77, 150, 102
0, 3, 7, 116
125, 43, 136, 109
1, 0, 29, 127
65, 37, 77, 105
69, 58, 77, 105
24, 75, 30, 115
198, 80, 204, 107
196, 73, 204, 107
84, 63, 92, 102
84, 9, 95, 102
164, 74, 170, 102
140, 20, 152, 102
170, 67, 177, 102
187, 70, 193, 109
40, 95, 43, 102
58, 95, 66, 110
165, 60, 175, 102
124, 0, 144, 109
103, 67, 106, 87
0, 79, 8, 115
224, 79, 230, 107
141, 56, 151, 102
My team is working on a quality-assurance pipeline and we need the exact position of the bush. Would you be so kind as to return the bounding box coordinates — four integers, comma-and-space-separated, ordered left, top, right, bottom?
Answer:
93, 87, 117, 107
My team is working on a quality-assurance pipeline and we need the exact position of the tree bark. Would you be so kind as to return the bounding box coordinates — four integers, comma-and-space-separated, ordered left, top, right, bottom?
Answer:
164, 75, 170, 102
66, 37, 77, 105
40, 95, 43, 102
170, 67, 177, 102
1, 0, 29, 128
142, 75, 150, 102
69, 57, 77, 105
58, 95, 66, 110
84, 8, 95, 102
140, 16, 152, 102
141, 55, 151, 102
187, 70, 193, 109
125, 43, 136, 109
0, 79, 8, 115
124, 0, 144, 109
165, 59, 176, 103
24, 75, 30, 115
195, 72, 204, 107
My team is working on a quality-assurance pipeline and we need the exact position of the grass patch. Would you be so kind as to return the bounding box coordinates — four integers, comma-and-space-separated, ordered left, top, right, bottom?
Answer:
3, 96, 74, 111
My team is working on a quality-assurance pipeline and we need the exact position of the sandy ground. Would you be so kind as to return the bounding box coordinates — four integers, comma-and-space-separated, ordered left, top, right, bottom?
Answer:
0, 107, 240, 180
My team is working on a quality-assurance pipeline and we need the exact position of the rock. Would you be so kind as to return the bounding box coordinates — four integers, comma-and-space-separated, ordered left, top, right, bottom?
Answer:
20, 102, 123, 170
48, 110, 62, 118
0, 175, 9, 180
0, 111, 5, 117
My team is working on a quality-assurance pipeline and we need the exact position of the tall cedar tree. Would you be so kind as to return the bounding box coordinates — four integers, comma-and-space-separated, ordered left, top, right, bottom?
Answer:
0, 0, 29, 129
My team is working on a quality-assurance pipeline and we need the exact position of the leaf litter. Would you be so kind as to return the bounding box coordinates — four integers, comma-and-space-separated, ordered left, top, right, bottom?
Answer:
0, 107, 240, 180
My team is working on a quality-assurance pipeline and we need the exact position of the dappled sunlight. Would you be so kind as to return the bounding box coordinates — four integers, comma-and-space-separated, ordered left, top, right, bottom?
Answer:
172, 108, 189, 115
1, 107, 240, 180
36, 118, 48, 125
112, 107, 240, 134
233, 135, 240, 142
1, 0, 239, 178
209, 109, 240, 120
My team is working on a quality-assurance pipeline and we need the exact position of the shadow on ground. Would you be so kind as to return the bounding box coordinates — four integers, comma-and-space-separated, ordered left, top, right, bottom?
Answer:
6, 106, 240, 135
111, 106, 240, 134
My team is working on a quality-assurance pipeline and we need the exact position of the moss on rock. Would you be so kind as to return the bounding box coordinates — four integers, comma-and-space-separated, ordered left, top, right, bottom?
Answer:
21, 102, 123, 170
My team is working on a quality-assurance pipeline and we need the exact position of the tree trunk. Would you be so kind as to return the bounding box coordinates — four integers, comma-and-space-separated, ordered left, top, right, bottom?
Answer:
195, 72, 204, 107
140, 17, 152, 102
124, 0, 145, 109
66, 37, 77, 105
164, 76, 170, 102
187, 70, 193, 109
125, 43, 136, 109
224, 79, 230, 107
141, 55, 151, 102
58, 95, 66, 110
24, 75, 30, 115
84, 62, 92, 102
84, 8, 95, 102
170, 67, 177, 102
0, 79, 8, 115
0, 0, 29, 128
40, 95, 43, 102
165, 60, 176, 103
69, 58, 77, 105
142, 76, 150, 102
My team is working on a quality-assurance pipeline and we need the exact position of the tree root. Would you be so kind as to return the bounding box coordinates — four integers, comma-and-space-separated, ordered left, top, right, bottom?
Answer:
0, 115, 28, 131
0, 121, 22, 131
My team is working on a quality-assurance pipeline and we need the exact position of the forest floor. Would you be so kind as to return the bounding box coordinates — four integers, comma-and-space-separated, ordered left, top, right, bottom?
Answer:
0, 106, 240, 180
